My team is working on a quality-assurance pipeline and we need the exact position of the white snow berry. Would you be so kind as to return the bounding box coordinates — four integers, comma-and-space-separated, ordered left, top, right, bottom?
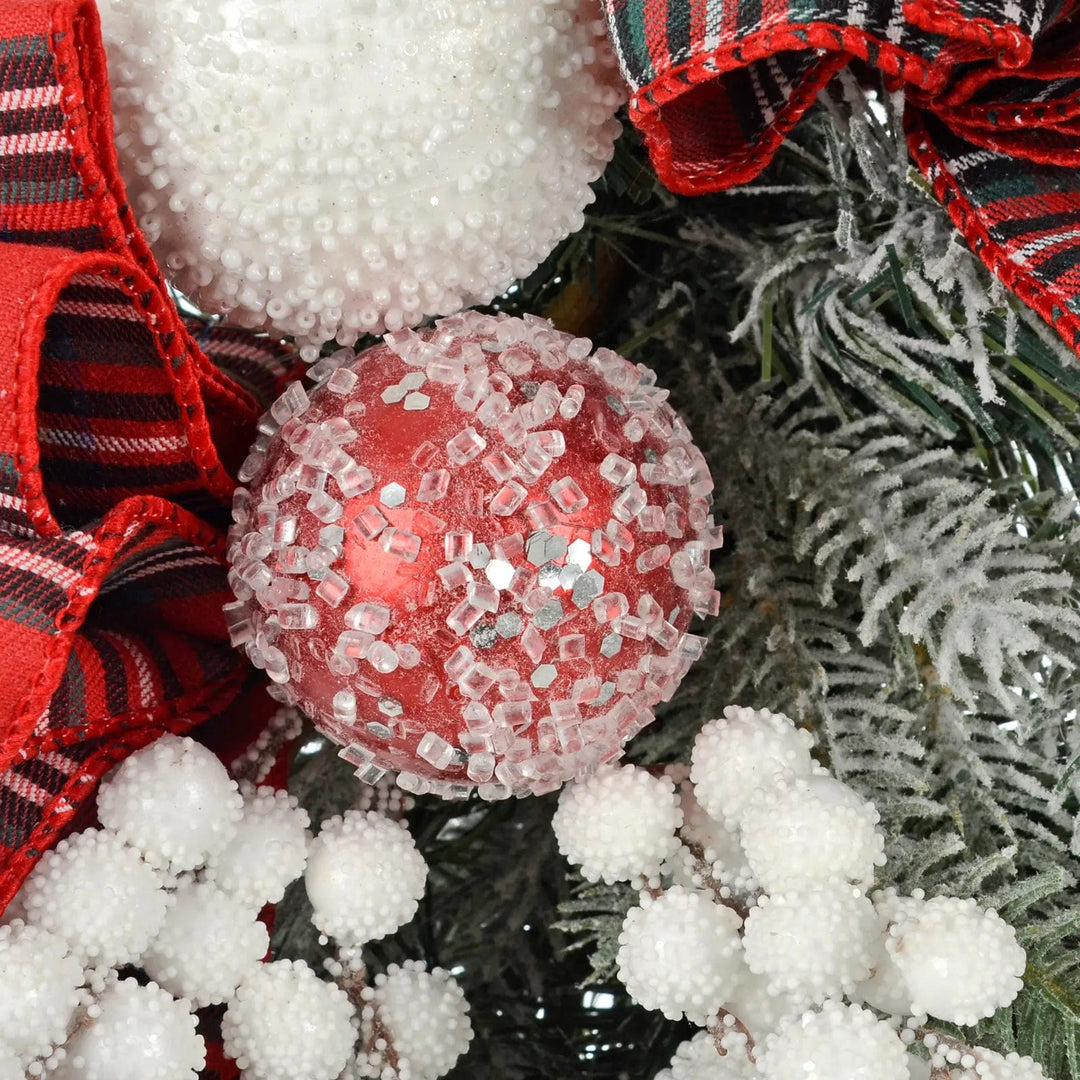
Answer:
21, 829, 169, 967
203, 784, 310, 910
758, 1002, 909, 1080
675, 781, 753, 887
223, 960, 356, 1080
739, 775, 885, 891
720, 964, 809, 1041
552, 764, 683, 884
305, 810, 427, 946
888, 896, 1025, 1025
906, 1055, 932, 1080
955, 1048, 1048, 1079
373, 961, 473, 1080
53, 978, 204, 1080
690, 707, 814, 829
655, 1030, 755, 1080
616, 886, 744, 1023
0, 1050, 21, 1080
0, 920, 82, 1064
140, 882, 269, 1007
852, 889, 926, 1016
97, 735, 243, 872
743, 883, 879, 1003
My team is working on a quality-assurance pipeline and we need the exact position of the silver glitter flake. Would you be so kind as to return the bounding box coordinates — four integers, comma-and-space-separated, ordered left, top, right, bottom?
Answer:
566, 538, 592, 570
534, 599, 564, 630
469, 543, 491, 570
403, 392, 431, 411
597, 681, 616, 704
495, 612, 523, 638
571, 569, 605, 609
366, 721, 394, 740
380, 482, 406, 508
537, 560, 562, 590
378, 696, 404, 717
531, 664, 558, 689
600, 632, 623, 658
520, 381, 539, 400
606, 395, 628, 416
471, 623, 499, 650
526, 530, 568, 567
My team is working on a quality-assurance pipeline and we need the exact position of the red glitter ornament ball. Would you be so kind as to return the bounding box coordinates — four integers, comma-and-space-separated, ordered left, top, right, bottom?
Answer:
227, 311, 720, 798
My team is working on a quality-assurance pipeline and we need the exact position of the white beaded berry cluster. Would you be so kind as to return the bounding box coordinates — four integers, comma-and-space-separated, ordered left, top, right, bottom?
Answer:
0, 733, 471, 1080
97, 0, 623, 359
552, 706, 1038, 1080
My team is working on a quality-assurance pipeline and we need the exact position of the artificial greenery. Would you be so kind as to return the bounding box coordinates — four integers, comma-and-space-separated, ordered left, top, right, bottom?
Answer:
274, 79, 1080, 1080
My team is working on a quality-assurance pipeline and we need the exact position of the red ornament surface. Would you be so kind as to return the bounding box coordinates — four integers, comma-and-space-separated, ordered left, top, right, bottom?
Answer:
227, 312, 720, 798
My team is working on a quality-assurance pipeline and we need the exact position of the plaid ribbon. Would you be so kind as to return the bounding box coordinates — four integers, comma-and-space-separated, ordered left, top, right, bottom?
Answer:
0, 0, 295, 923
603, 0, 1080, 358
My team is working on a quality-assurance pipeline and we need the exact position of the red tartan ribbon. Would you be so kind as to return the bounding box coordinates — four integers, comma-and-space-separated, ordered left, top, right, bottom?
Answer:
0, 0, 296, 921
603, 0, 1080, 359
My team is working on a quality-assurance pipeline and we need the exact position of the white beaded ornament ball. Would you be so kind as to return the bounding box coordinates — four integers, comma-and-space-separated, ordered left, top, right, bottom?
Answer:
305, 810, 428, 946
53, 978, 205, 1080
741, 883, 879, 1003
675, 779, 755, 889
757, 1002, 909, 1080
97, 734, 243, 872
0, 921, 83, 1065
372, 961, 473, 1080
97, 0, 624, 357
203, 784, 311, 910
690, 707, 815, 829
222, 960, 357, 1080
655, 1031, 756, 1080
738, 775, 885, 892
139, 882, 270, 1008
227, 310, 718, 798
616, 886, 744, 1024
887, 896, 1026, 1025
20, 828, 169, 968
552, 764, 683, 884
852, 888, 926, 1016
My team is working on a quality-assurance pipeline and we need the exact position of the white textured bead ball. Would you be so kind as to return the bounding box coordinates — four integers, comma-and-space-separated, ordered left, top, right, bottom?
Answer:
0, 921, 83, 1064
655, 1031, 755, 1080
53, 978, 205, 1080
97, 735, 243, 872
305, 810, 427, 945
98, 0, 624, 357
0, 1050, 21, 1080
552, 764, 683, 884
616, 886, 744, 1024
689, 707, 814, 829
140, 882, 269, 1007
738, 775, 885, 891
203, 784, 311, 910
373, 961, 473, 1080
719, 965, 807, 1041
852, 889, 926, 1016
676, 780, 754, 889
20, 829, 169, 968
758, 1002, 909, 1080
742, 883, 879, 1003
888, 896, 1026, 1025
222, 960, 356, 1080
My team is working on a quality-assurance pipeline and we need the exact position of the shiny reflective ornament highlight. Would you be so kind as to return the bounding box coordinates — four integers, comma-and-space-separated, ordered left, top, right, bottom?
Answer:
98, 0, 624, 359
226, 311, 720, 798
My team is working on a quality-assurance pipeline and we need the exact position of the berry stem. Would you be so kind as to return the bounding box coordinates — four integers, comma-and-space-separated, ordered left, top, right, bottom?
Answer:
678, 834, 752, 921
333, 953, 401, 1076
709, 1008, 758, 1064
230, 706, 303, 784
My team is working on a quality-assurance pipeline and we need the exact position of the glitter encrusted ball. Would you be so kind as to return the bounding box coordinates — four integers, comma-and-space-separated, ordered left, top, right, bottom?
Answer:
97, 0, 623, 359
226, 312, 719, 798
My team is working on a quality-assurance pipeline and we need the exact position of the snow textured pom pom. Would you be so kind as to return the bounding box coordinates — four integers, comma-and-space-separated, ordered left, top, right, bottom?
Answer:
757, 1001, 909, 1080
53, 978, 205, 1080
20, 828, 169, 968
97, 735, 243, 872
738, 775, 885, 891
742, 883, 879, 1003
0, 921, 83, 1064
139, 882, 270, 1008
552, 764, 683, 883
654, 1031, 756, 1080
203, 784, 311, 910
616, 886, 744, 1024
690, 707, 814, 829
222, 960, 356, 1080
305, 810, 427, 945
888, 896, 1026, 1025
852, 889, 927, 1016
372, 961, 473, 1080
98, 0, 623, 357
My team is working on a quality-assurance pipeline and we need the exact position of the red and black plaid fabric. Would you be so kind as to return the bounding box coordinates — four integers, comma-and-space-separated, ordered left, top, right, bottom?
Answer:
603, 0, 1080, 358
0, 0, 294, 913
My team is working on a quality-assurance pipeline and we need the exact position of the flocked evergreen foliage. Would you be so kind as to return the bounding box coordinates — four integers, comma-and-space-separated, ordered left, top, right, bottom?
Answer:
274, 77, 1080, 1079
